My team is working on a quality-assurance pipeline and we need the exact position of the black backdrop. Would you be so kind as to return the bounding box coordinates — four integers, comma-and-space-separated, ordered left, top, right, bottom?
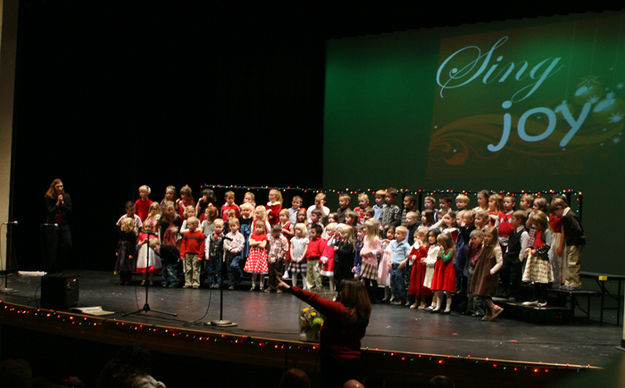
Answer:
8, 2, 622, 270
10, 2, 328, 270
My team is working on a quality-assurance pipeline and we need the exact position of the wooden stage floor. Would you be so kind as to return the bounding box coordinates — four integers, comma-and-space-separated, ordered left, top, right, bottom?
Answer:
2, 270, 621, 369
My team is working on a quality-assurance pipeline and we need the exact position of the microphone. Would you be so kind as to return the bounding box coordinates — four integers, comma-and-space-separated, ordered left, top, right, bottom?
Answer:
3, 221, 18, 225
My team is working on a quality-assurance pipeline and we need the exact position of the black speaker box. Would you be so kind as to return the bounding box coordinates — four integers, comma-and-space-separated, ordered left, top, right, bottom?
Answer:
41, 274, 79, 309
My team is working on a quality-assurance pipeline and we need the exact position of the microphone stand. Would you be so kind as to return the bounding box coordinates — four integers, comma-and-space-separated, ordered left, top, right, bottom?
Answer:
208, 237, 237, 327
124, 231, 176, 318
0, 222, 18, 294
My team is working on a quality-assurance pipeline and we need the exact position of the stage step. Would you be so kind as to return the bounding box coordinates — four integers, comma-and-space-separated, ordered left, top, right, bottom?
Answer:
493, 297, 573, 324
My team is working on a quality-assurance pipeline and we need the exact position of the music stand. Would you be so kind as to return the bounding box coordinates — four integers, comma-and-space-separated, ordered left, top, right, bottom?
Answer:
123, 231, 176, 317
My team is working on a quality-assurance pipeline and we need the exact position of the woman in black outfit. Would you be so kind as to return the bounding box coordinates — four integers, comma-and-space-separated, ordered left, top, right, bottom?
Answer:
43, 178, 72, 273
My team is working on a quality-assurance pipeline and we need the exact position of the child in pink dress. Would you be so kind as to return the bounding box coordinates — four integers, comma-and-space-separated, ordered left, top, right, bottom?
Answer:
377, 227, 395, 303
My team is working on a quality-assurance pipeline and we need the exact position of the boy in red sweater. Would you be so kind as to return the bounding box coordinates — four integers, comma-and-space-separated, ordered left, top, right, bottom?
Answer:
305, 223, 326, 290
180, 216, 205, 289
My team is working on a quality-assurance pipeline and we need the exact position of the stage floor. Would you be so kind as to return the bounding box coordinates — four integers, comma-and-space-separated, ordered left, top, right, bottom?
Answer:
2, 270, 623, 368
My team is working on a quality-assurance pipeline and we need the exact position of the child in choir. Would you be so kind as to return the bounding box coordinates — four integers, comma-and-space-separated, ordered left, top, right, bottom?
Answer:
336, 193, 352, 223
403, 211, 421, 305
205, 218, 225, 289
501, 210, 529, 301
288, 195, 303, 224
135, 185, 153, 222
519, 193, 535, 212
389, 226, 411, 306
308, 209, 324, 232
289, 223, 309, 289
487, 194, 503, 227
405, 211, 420, 245
473, 189, 490, 213
421, 209, 436, 231
373, 189, 386, 222
400, 194, 417, 227
223, 218, 245, 290
244, 221, 269, 291
359, 219, 383, 303
352, 225, 364, 279
143, 202, 161, 233
363, 208, 375, 223
548, 197, 565, 288
295, 208, 307, 225
320, 223, 338, 292
160, 185, 176, 210
279, 209, 294, 280
180, 205, 197, 234
306, 192, 329, 222
381, 187, 401, 235
243, 191, 256, 208
279, 209, 294, 240
378, 227, 394, 302
474, 210, 489, 231
497, 195, 516, 254
551, 197, 586, 290
353, 193, 372, 225
179, 216, 205, 289
522, 210, 554, 306
455, 210, 476, 295
464, 229, 485, 316
266, 225, 289, 293
433, 195, 453, 227
266, 188, 283, 225
423, 195, 437, 223
200, 205, 218, 237
158, 201, 183, 288
327, 212, 339, 224
136, 220, 162, 286
333, 224, 356, 292
532, 197, 548, 213
455, 194, 470, 212
239, 202, 254, 259
408, 227, 430, 309
430, 233, 456, 314
470, 227, 504, 321
305, 224, 325, 290
221, 191, 241, 221
440, 212, 459, 243
117, 201, 143, 232
252, 205, 272, 237
196, 188, 217, 220
176, 185, 194, 219
344, 210, 358, 227
423, 229, 441, 311
115, 218, 137, 285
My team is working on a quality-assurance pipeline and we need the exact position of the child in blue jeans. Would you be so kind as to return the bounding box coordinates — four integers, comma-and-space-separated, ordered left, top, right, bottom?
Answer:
389, 226, 411, 305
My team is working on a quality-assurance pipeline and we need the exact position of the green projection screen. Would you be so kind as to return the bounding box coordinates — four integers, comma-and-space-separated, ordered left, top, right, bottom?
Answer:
323, 11, 625, 274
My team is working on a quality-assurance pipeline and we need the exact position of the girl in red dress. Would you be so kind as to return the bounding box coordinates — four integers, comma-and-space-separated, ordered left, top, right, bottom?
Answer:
430, 232, 456, 314
408, 227, 431, 310
244, 222, 269, 291
266, 188, 283, 226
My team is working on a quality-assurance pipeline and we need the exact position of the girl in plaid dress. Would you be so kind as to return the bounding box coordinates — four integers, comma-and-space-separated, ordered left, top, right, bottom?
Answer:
289, 223, 309, 289
359, 219, 382, 302
522, 210, 554, 307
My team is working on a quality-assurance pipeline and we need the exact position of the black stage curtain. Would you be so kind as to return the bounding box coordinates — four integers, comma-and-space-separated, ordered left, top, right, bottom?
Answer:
10, 2, 325, 270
